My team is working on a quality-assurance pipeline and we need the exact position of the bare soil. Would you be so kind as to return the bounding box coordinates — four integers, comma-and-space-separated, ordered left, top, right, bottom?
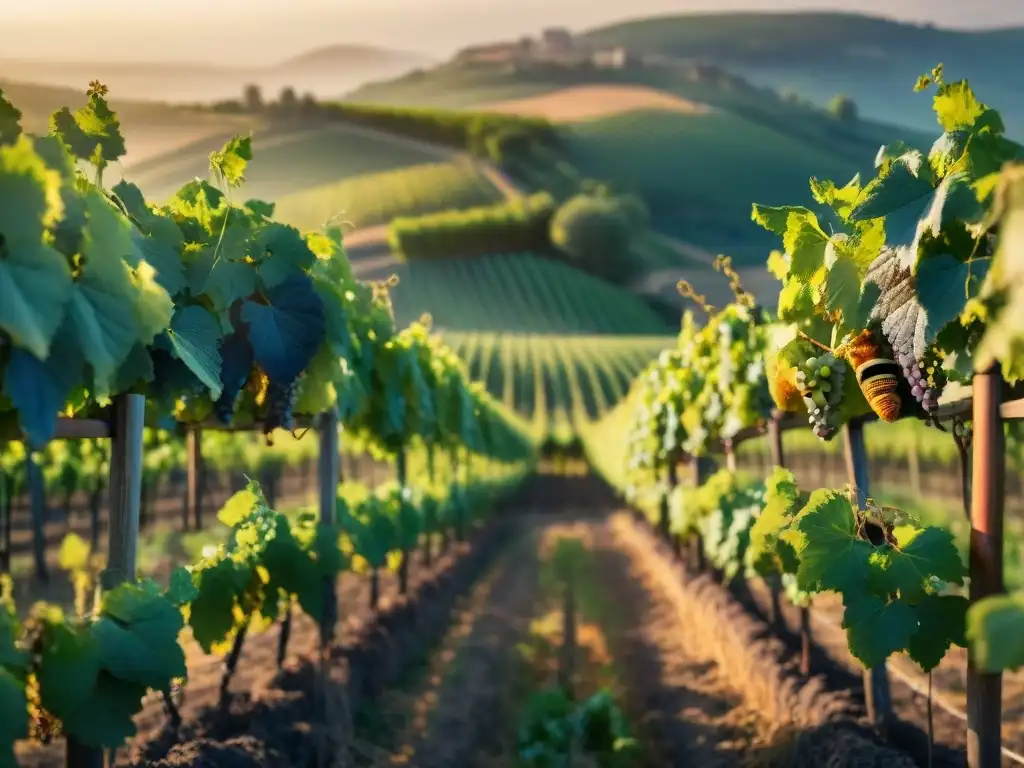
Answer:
479, 84, 713, 123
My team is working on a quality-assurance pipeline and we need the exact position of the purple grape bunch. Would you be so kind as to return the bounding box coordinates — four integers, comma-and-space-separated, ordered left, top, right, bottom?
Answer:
897, 353, 939, 413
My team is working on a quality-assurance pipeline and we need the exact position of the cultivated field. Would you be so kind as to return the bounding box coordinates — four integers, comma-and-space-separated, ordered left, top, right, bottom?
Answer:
273, 158, 504, 231
480, 83, 713, 122
445, 332, 670, 426
375, 252, 675, 335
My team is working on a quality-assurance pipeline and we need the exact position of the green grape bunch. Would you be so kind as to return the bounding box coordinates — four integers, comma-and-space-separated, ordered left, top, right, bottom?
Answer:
794, 352, 846, 440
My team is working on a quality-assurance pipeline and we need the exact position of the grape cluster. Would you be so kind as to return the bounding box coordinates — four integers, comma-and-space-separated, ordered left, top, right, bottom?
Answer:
214, 376, 247, 424
263, 378, 300, 432
897, 353, 940, 413
795, 352, 846, 440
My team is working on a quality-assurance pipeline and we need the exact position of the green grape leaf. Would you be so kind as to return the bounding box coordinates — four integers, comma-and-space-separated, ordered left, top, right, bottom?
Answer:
242, 272, 326, 384
0, 668, 28, 763
132, 229, 187, 298
867, 524, 964, 601
112, 341, 155, 393
92, 582, 186, 690
966, 593, 1024, 672
782, 211, 829, 280
917, 253, 987, 341
0, 89, 23, 145
750, 204, 813, 237
245, 199, 275, 220
777, 282, 817, 322
0, 137, 74, 359
49, 93, 125, 169
261, 515, 313, 597
849, 152, 934, 251
60, 673, 147, 747
209, 135, 252, 188
823, 255, 861, 325
218, 488, 260, 527
69, 193, 162, 395
933, 81, 995, 133
166, 567, 198, 606
37, 621, 101, 724
188, 558, 244, 652
252, 222, 316, 288
186, 238, 257, 312
792, 490, 875, 593
908, 594, 968, 672
166, 304, 222, 398
4, 329, 83, 446
841, 592, 919, 668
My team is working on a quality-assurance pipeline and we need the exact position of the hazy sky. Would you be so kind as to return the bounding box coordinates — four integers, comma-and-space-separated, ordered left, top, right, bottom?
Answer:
4, 0, 1024, 64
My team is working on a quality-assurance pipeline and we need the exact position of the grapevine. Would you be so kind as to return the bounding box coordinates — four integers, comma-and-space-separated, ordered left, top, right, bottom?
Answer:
0, 81, 541, 765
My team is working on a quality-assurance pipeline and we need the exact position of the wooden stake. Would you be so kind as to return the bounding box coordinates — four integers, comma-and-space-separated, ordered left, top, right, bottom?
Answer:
843, 421, 893, 732
967, 365, 1005, 768
69, 395, 144, 768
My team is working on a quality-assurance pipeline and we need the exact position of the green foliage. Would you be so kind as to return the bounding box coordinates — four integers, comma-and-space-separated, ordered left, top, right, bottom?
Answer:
549, 193, 646, 282
388, 192, 555, 261
623, 274, 773, 470
828, 94, 858, 123
754, 73, 1022, 441
317, 101, 561, 166
517, 687, 636, 767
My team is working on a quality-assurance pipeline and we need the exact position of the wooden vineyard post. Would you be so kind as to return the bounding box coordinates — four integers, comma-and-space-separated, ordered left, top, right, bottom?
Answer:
67, 394, 144, 768
658, 458, 676, 541
689, 456, 707, 573
318, 408, 340, 645
396, 446, 410, 595
25, 452, 48, 584
767, 414, 809, 671
724, 439, 738, 473
185, 428, 203, 531
842, 421, 893, 731
423, 444, 436, 567
967, 364, 1005, 768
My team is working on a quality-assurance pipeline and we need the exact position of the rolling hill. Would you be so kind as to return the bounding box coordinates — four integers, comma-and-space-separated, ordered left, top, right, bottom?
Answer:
581, 12, 1024, 136
0, 44, 431, 104
0, 79, 253, 167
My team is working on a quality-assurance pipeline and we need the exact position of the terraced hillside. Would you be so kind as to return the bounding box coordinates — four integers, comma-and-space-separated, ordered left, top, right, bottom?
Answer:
443, 332, 670, 429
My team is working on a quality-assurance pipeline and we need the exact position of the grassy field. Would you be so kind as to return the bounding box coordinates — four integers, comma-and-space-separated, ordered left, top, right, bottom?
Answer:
372, 252, 675, 335
122, 123, 451, 204
444, 332, 670, 430
556, 108, 863, 265
273, 158, 504, 231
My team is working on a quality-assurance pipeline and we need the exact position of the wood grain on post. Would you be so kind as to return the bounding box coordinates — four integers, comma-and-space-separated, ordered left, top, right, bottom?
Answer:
317, 409, 340, 645
103, 394, 145, 589
967, 365, 1005, 768
766, 415, 793, 647
68, 395, 144, 768
186, 429, 202, 531
842, 421, 893, 731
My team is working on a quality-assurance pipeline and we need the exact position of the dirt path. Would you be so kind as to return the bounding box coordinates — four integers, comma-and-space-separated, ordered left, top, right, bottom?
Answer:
353, 505, 791, 766
360, 521, 543, 767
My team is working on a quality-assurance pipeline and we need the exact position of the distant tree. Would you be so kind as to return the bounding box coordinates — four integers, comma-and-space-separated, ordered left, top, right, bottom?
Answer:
243, 84, 263, 112
279, 86, 298, 113
828, 94, 858, 122
299, 92, 318, 116
550, 194, 642, 282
